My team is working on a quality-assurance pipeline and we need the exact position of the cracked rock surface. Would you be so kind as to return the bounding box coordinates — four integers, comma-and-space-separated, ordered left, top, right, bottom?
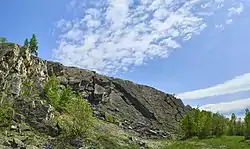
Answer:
0, 44, 190, 140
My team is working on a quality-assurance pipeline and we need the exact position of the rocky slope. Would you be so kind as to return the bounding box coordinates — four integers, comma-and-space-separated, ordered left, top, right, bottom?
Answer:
0, 44, 190, 148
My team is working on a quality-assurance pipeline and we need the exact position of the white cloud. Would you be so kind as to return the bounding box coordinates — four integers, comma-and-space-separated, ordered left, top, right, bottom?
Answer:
228, 3, 244, 17
53, 0, 245, 74
215, 24, 224, 29
177, 73, 250, 100
226, 19, 233, 24
200, 97, 250, 114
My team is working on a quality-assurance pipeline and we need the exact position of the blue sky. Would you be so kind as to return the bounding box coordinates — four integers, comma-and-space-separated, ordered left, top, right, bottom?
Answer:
1, 0, 250, 118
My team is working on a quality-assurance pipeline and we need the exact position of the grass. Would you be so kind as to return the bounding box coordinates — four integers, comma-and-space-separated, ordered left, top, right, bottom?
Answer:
159, 136, 250, 149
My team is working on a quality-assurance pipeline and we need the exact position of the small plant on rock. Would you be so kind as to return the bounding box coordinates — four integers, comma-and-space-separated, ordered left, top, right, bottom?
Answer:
0, 98, 13, 127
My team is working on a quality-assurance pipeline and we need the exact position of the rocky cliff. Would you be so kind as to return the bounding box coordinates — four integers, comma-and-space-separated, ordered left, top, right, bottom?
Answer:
0, 44, 190, 148
47, 61, 191, 137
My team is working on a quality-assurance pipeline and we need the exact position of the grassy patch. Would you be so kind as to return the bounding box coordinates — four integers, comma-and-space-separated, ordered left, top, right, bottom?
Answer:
160, 136, 250, 149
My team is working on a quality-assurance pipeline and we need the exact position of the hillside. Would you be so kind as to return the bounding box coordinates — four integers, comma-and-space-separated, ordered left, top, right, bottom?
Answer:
0, 43, 191, 148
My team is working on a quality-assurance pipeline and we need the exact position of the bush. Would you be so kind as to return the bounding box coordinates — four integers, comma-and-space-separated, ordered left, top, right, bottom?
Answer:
0, 99, 13, 127
43, 76, 95, 138
104, 113, 119, 125
43, 75, 61, 110
21, 80, 40, 99
105, 113, 114, 123
58, 96, 94, 138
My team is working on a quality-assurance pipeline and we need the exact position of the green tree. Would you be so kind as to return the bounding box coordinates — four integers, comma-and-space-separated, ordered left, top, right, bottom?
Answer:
29, 34, 38, 56
0, 37, 7, 44
180, 112, 195, 139
228, 113, 237, 136
24, 38, 29, 47
235, 118, 244, 136
212, 113, 226, 137
198, 111, 213, 138
0, 37, 7, 49
193, 108, 202, 136
244, 109, 250, 140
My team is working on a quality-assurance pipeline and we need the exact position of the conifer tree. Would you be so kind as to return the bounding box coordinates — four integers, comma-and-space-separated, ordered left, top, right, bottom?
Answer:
29, 34, 38, 56
24, 38, 29, 47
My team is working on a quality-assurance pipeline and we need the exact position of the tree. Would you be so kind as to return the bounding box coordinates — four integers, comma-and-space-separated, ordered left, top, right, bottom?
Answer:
29, 34, 38, 56
0, 37, 7, 49
235, 118, 244, 136
193, 108, 202, 136
24, 38, 29, 47
228, 113, 237, 136
198, 111, 213, 138
244, 109, 250, 140
212, 113, 226, 137
0, 37, 7, 44
180, 112, 195, 139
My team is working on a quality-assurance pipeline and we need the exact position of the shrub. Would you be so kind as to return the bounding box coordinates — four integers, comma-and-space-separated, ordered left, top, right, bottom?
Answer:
43, 75, 60, 110
43, 76, 95, 138
0, 98, 13, 127
21, 80, 40, 99
104, 113, 119, 125
58, 95, 94, 138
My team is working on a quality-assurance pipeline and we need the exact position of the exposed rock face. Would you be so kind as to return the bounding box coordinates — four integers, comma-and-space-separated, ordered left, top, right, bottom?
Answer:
0, 44, 189, 139
47, 62, 190, 138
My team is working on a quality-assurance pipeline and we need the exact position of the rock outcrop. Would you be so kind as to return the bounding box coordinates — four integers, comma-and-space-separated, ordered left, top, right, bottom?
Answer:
0, 44, 190, 140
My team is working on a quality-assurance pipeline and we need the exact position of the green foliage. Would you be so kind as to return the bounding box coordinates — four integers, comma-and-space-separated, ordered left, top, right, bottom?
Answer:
228, 113, 237, 136
58, 95, 94, 138
235, 118, 244, 136
0, 37, 7, 44
244, 109, 250, 140
43, 76, 95, 138
161, 136, 250, 149
180, 109, 228, 139
104, 113, 119, 124
180, 113, 195, 139
105, 113, 115, 123
21, 80, 40, 99
211, 113, 226, 137
0, 98, 13, 127
29, 34, 38, 56
24, 38, 29, 47
198, 111, 213, 138
0, 37, 7, 49
43, 75, 61, 110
